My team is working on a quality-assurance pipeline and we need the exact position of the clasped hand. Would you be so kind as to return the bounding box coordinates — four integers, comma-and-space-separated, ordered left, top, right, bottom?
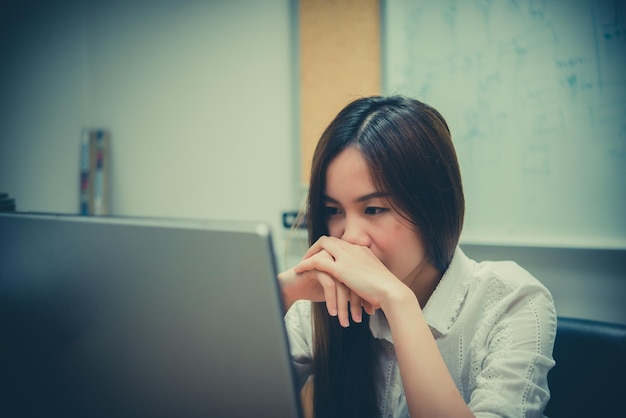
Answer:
280, 236, 403, 327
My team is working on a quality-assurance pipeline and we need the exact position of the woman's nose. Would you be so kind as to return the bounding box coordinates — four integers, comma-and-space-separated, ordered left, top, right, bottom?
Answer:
341, 216, 370, 247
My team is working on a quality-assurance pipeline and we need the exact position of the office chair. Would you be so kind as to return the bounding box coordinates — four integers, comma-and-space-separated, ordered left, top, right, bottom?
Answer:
543, 316, 626, 418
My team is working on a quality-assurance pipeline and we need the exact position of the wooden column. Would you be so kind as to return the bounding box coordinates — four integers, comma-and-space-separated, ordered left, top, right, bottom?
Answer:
299, 0, 381, 183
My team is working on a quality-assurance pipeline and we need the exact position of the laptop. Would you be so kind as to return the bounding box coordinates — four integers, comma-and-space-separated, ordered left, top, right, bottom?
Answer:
0, 212, 303, 418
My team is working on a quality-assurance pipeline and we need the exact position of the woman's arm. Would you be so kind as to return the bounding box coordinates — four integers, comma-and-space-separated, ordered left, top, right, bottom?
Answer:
381, 287, 474, 418
277, 268, 300, 313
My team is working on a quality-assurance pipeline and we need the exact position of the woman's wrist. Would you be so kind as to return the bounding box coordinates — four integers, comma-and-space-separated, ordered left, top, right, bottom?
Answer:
379, 281, 420, 317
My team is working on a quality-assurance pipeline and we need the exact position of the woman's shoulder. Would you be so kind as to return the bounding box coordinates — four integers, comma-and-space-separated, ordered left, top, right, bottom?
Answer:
472, 257, 550, 296
464, 255, 556, 328
450, 247, 551, 299
451, 247, 555, 320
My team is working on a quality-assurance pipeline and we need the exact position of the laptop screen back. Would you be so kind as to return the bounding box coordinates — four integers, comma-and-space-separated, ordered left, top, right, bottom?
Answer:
0, 213, 302, 418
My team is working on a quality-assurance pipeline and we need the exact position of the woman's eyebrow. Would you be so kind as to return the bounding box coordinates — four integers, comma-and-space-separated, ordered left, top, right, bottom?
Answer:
323, 192, 390, 204
356, 192, 391, 203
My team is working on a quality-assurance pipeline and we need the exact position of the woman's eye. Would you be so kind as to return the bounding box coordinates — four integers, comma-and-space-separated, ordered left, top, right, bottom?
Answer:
364, 207, 387, 215
325, 206, 342, 217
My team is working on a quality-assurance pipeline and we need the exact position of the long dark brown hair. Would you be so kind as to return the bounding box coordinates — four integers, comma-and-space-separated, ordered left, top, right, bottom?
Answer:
306, 96, 465, 417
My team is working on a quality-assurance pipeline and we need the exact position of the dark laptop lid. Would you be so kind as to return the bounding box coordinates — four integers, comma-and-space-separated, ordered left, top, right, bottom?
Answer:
0, 212, 302, 418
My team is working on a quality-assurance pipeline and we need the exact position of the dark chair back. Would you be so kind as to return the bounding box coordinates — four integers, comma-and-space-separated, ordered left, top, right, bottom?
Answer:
544, 317, 626, 418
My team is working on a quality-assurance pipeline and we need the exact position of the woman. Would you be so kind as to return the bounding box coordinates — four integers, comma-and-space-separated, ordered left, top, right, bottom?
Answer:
279, 96, 556, 417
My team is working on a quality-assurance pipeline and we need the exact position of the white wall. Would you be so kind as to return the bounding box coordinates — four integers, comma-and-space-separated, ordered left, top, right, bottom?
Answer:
0, 0, 301, 270
1, 0, 624, 325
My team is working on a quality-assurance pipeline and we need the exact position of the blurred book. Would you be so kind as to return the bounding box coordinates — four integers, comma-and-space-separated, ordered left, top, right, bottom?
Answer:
80, 129, 110, 215
79, 130, 91, 215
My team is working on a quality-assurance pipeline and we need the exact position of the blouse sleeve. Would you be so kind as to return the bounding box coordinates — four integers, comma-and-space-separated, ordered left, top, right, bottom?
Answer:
284, 300, 315, 392
468, 264, 557, 418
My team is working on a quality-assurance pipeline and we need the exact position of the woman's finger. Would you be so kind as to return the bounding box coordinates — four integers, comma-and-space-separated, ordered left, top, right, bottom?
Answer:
301, 236, 345, 260
336, 282, 351, 327
350, 291, 362, 323
316, 270, 338, 317
294, 251, 336, 278
361, 300, 379, 316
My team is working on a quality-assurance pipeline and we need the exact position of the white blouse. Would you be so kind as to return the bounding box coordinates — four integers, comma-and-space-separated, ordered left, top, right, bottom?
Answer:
284, 247, 557, 418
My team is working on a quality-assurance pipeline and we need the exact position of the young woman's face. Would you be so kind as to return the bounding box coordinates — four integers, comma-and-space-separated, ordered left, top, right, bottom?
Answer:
323, 147, 433, 289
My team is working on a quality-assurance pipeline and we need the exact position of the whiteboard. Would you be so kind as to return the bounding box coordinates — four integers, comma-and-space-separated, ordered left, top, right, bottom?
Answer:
382, 0, 626, 249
